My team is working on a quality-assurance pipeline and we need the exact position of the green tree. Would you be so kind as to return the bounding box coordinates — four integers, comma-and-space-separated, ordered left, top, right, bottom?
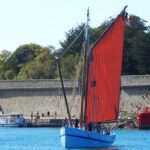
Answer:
130, 31, 150, 74
60, 54, 80, 79
122, 15, 150, 75
0, 50, 12, 63
17, 47, 57, 79
0, 50, 15, 79
7, 43, 42, 75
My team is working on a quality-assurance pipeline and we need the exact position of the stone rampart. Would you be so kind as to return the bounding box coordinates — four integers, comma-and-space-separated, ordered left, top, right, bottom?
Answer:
0, 75, 150, 118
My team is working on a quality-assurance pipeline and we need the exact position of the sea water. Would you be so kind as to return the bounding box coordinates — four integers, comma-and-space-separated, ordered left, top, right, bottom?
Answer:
0, 128, 149, 150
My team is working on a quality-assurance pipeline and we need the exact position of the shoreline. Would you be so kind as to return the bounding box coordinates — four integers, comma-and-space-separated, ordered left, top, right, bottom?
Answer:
22, 117, 138, 129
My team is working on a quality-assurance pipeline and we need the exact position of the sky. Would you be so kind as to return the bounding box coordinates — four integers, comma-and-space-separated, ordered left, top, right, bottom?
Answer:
0, 0, 150, 52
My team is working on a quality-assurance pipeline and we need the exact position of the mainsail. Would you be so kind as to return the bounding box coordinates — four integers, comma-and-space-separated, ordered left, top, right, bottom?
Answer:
85, 12, 126, 123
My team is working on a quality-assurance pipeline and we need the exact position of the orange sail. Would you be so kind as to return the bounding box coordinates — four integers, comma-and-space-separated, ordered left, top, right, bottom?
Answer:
85, 13, 125, 123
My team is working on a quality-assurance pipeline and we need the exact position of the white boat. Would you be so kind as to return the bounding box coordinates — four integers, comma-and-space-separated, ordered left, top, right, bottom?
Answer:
0, 113, 27, 127
58, 6, 127, 148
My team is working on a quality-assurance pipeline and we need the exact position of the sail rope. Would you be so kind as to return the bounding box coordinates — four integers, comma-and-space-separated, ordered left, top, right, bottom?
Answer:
56, 26, 86, 118
69, 55, 83, 114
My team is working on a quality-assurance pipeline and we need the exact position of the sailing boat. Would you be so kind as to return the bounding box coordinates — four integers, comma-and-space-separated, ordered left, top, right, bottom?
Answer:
59, 6, 127, 148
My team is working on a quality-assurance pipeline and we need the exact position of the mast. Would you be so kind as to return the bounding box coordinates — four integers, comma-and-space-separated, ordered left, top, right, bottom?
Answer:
80, 8, 90, 127
56, 57, 72, 127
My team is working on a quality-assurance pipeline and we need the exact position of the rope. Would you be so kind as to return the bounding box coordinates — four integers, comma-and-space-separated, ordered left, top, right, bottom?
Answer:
56, 26, 85, 117
70, 56, 82, 113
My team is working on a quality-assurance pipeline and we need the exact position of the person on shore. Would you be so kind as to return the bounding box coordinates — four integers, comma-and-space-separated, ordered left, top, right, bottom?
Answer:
47, 111, 50, 117
54, 111, 57, 119
35, 111, 40, 123
31, 112, 33, 123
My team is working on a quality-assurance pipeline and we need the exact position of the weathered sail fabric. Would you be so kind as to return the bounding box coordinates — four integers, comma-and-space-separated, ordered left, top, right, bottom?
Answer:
85, 14, 125, 123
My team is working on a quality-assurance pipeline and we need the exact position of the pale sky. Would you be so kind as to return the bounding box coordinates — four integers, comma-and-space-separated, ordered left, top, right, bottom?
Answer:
0, 0, 150, 52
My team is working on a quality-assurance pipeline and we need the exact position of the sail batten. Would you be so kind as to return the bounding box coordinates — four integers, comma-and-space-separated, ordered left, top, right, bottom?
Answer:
85, 13, 125, 123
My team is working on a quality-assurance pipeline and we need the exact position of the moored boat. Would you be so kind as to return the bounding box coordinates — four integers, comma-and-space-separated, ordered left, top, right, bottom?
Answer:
138, 107, 150, 129
0, 113, 27, 127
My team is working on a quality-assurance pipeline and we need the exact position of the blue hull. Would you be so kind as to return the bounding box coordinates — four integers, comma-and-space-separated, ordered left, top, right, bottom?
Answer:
60, 126, 116, 148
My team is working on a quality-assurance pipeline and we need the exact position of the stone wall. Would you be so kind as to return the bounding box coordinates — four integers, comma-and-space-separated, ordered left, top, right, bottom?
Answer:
0, 75, 150, 118
120, 75, 150, 116
0, 88, 81, 118
120, 86, 150, 116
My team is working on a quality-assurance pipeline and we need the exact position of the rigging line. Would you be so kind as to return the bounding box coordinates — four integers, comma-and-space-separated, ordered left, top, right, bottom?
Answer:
69, 56, 83, 113
59, 26, 85, 59
67, 37, 85, 114
56, 30, 84, 116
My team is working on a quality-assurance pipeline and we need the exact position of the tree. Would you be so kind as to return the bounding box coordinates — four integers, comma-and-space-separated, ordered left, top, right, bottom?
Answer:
17, 47, 57, 79
60, 54, 80, 79
1, 14, 150, 79
130, 31, 150, 74
0, 50, 15, 79
0, 50, 12, 63
7, 43, 42, 75
122, 15, 150, 75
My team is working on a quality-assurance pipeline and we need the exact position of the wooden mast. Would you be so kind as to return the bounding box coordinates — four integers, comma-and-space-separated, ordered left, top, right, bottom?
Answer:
56, 57, 72, 127
80, 8, 90, 127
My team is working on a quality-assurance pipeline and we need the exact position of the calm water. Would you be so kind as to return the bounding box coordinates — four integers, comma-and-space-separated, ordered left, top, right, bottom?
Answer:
0, 128, 149, 150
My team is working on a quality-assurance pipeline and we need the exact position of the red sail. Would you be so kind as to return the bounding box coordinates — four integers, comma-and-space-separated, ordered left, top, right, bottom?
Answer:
85, 14, 125, 123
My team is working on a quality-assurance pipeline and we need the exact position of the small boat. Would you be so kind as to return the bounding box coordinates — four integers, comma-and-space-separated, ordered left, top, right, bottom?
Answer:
0, 113, 27, 127
138, 107, 150, 129
58, 6, 127, 148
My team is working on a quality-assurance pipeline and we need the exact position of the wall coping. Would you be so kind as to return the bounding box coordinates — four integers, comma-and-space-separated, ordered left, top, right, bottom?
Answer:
0, 79, 78, 90
0, 75, 150, 90
121, 75, 150, 87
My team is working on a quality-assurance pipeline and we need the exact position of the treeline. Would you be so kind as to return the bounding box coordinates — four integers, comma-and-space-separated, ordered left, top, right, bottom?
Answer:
0, 15, 150, 80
